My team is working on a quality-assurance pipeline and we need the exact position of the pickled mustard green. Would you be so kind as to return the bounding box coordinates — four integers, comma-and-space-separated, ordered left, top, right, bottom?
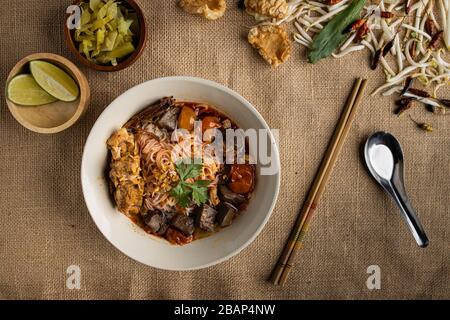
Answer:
75, 0, 137, 66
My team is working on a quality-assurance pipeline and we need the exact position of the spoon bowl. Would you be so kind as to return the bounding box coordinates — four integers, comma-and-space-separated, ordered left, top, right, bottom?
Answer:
364, 132, 429, 248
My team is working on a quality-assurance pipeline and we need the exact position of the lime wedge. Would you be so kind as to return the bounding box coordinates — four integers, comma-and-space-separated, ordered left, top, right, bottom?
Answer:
30, 61, 80, 102
7, 74, 58, 106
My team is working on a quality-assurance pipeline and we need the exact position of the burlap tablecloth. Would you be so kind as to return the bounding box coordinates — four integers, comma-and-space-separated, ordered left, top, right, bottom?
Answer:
0, 0, 449, 300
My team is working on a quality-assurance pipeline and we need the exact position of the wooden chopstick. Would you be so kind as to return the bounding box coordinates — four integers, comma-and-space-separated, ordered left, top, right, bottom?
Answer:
271, 78, 368, 286
277, 79, 368, 285
270, 78, 362, 285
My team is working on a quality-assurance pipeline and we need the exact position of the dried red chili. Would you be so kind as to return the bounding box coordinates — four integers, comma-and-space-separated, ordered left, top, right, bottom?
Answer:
405, 0, 412, 14
429, 31, 443, 50
425, 20, 438, 37
426, 104, 446, 115
395, 98, 414, 116
438, 99, 450, 108
382, 38, 395, 56
380, 11, 395, 19
354, 22, 369, 42
346, 19, 365, 33
406, 88, 431, 98
400, 77, 414, 96
370, 12, 406, 70
371, 48, 382, 70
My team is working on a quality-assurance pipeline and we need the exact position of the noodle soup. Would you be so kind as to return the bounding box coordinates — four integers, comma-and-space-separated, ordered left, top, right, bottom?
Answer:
106, 97, 255, 245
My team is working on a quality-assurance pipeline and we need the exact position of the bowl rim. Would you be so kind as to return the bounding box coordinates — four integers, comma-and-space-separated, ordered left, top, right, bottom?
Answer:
5, 52, 90, 134
64, 0, 147, 72
81, 76, 281, 270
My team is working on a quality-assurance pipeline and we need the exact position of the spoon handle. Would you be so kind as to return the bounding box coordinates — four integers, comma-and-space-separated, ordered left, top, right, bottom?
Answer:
389, 184, 429, 248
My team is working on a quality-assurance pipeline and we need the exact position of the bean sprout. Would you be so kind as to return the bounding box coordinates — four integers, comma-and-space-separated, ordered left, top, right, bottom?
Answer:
403, 92, 443, 107
382, 85, 402, 96
340, 33, 357, 52
332, 45, 365, 57
401, 24, 432, 40
294, 32, 312, 45
381, 57, 397, 76
309, 4, 348, 28
361, 40, 376, 55
329, 0, 350, 11
280, 0, 449, 96
294, 21, 314, 42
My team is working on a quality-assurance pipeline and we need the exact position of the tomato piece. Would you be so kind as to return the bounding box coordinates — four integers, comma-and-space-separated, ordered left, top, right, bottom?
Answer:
178, 106, 196, 131
228, 164, 254, 194
201, 116, 221, 133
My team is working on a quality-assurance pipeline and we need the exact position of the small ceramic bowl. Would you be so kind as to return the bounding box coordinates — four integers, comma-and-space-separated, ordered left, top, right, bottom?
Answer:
64, 0, 147, 72
5, 53, 90, 134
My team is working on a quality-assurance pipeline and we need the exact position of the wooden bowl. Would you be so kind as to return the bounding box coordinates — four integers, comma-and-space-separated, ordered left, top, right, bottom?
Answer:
5, 53, 90, 134
64, 0, 147, 72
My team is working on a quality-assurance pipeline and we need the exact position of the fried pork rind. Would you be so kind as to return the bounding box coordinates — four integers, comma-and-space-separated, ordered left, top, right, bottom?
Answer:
248, 25, 292, 67
107, 128, 144, 216
179, 0, 226, 20
244, 0, 288, 21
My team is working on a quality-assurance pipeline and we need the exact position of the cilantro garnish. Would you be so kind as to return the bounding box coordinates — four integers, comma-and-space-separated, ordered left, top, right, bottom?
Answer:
170, 160, 212, 208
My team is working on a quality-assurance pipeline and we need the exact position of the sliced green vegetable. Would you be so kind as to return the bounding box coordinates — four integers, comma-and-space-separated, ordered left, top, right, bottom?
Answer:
97, 2, 108, 19
96, 27, 106, 51
91, 0, 100, 10
75, 0, 137, 66
80, 7, 91, 26
90, 0, 101, 11
107, 2, 118, 19
102, 30, 118, 51
97, 42, 135, 65
308, 0, 366, 64
118, 17, 133, 35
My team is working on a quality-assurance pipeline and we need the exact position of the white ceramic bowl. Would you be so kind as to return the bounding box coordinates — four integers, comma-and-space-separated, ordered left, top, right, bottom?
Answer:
81, 77, 280, 270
